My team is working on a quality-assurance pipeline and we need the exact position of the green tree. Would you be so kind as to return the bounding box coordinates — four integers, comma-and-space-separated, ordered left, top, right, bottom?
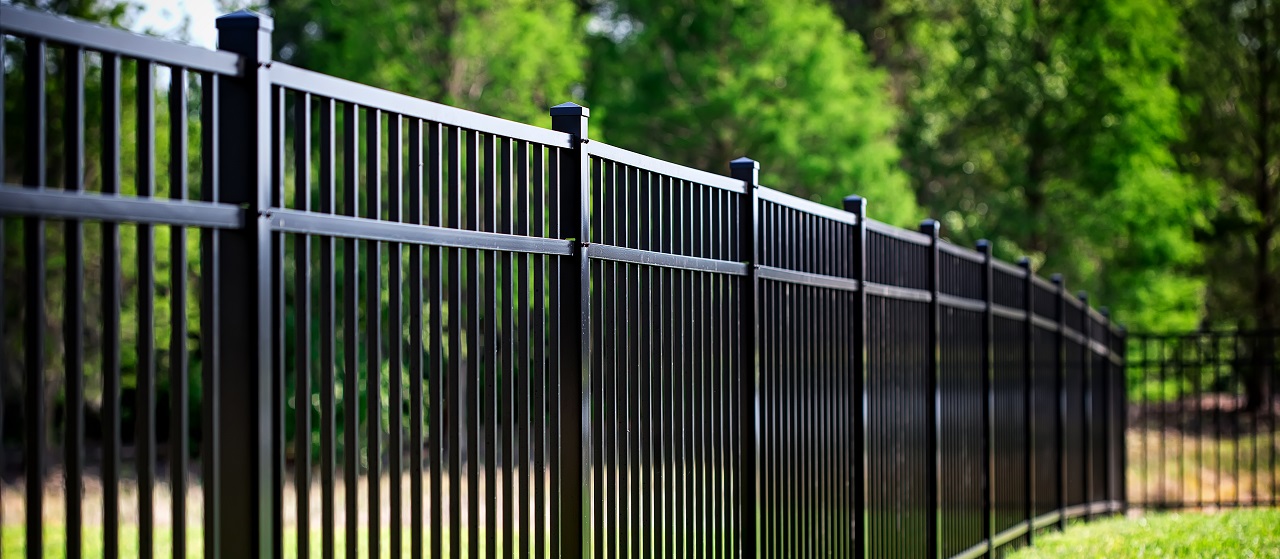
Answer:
1174, 0, 1279, 407
582, 0, 919, 225
268, 0, 586, 126
889, 0, 1207, 331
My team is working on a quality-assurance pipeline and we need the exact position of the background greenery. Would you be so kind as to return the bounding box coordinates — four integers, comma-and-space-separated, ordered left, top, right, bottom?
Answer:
267, 0, 1274, 335
1, 0, 1277, 479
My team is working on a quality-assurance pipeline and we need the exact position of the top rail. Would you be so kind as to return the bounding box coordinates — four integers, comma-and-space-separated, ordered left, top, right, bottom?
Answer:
269, 63, 575, 148
866, 217, 933, 246
1032, 273, 1057, 293
757, 186, 859, 225
585, 141, 747, 193
939, 241, 985, 264
0, 5, 243, 76
993, 257, 1029, 278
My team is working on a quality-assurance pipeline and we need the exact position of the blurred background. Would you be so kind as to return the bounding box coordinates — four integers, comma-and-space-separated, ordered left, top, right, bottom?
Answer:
302, 0, 1269, 339
8, 0, 1274, 335
1, 0, 1277, 554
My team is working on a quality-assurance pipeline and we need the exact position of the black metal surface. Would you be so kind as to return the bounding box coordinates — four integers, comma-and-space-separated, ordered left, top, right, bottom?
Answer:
133, 59, 156, 558
270, 62, 571, 148
0, 184, 244, 226
169, 65, 191, 559
215, 10, 280, 556
0, 8, 1131, 559
0, 4, 241, 75
62, 45, 85, 559
22, 35, 47, 559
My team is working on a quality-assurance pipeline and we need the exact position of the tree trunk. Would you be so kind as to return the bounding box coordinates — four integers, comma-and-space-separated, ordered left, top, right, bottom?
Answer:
1025, 0, 1050, 255
1245, 1, 1276, 413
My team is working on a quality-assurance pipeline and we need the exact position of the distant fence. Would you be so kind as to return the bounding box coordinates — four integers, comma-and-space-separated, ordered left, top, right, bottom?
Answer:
1127, 331, 1279, 509
0, 6, 1126, 558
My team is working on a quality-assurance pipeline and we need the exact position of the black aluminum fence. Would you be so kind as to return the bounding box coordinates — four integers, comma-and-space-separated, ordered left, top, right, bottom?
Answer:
1127, 331, 1279, 509
0, 6, 1126, 558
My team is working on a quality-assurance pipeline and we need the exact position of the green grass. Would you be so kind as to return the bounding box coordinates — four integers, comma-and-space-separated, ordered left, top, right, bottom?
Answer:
1008, 509, 1280, 558
1, 524, 483, 559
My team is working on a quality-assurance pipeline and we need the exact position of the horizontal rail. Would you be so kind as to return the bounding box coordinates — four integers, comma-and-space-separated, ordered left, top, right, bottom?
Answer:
1060, 504, 1090, 520
1032, 273, 1057, 293
938, 292, 986, 313
757, 186, 859, 225
866, 217, 933, 246
950, 540, 992, 559
1066, 295, 1084, 310
992, 521, 1029, 548
1089, 339, 1109, 357
1031, 511, 1062, 530
585, 243, 747, 275
863, 281, 933, 303
268, 209, 574, 255
993, 257, 1029, 278
939, 241, 985, 264
0, 5, 242, 75
586, 141, 746, 194
757, 265, 859, 291
1064, 328, 1087, 346
993, 303, 1026, 322
1088, 306, 1108, 325
0, 185, 244, 228
1032, 314, 1058, 332
270, 63, 574, 148
1091, 501, 1121, 515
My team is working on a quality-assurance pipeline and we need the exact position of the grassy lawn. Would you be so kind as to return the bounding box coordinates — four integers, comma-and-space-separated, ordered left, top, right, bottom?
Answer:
1, 523, 491, 559
1009, 509, 1280, 558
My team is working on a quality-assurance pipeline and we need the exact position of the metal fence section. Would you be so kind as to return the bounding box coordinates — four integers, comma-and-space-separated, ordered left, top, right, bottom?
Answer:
1127, 331, 1279, 510
0, 6, 1127, 559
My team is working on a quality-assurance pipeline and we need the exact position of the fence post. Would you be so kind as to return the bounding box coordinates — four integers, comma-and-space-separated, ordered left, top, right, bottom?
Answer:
1100, 308, 1113, 513
1052, 274, 1068, 531
1019, 257, 1035, 545
921, 219, 942, 559
550, 102, 592, 558
212, 10, 276, 558
1079, 292, 1092, 521
978, 240, 995, 556
730, 157, 760, 558
844, 195, 869, 559
1121, 324, 1131, 511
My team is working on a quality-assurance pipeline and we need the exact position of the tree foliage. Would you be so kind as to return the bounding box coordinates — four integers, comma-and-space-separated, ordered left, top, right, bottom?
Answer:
268, 0, 586, 126
887, 0, 1208, 331
582, 0, 919, 225
8, 0, 1280, 453
1173, 0, 1280, 332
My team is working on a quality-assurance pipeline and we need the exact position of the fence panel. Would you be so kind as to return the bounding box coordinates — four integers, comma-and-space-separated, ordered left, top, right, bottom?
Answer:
756, 186, 859, 558
1091, 331, 1111, 505
1032, 324, 1062, 521
993, 310, 1030, 539
582, 143, 747, 559
0, 8, 243, 557
863, 223, 935, 559
1064, 333, 1087, 510
0, 6, 1132, 559
937, 244, 987, 559
268, 68, 575, 556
